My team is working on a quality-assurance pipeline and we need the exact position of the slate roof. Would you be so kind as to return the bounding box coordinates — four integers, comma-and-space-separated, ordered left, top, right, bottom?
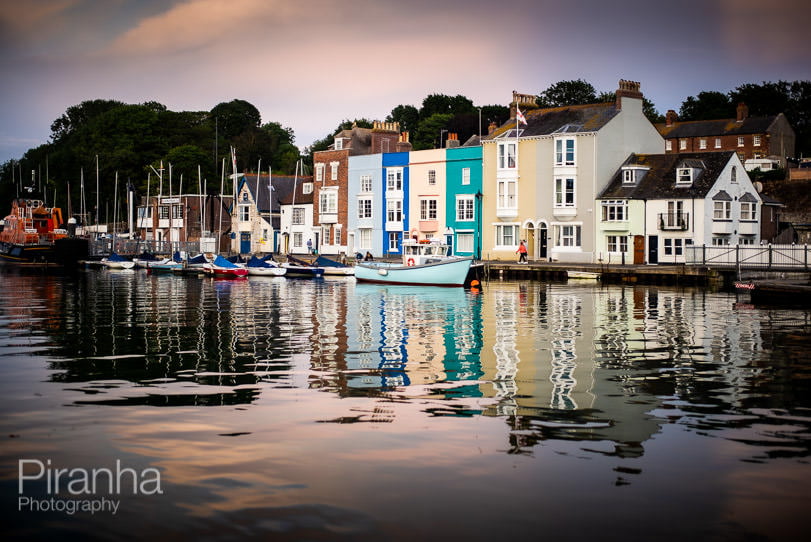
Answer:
240, 174, 313, 228
655, 116, 777, 138
599, 151, 736, 200
331, 126, 373, 154
484, 102, 620, 140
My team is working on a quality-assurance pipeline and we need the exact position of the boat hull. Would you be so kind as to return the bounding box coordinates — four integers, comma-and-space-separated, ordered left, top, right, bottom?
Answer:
355, 257, 473, 286
281, 264, 324, 278
0, 243, 60, 266
247, 266, 287, 277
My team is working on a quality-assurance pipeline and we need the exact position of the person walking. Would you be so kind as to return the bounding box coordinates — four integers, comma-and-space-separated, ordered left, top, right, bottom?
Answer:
306, 238, 313, 254
517, 240, 528, 263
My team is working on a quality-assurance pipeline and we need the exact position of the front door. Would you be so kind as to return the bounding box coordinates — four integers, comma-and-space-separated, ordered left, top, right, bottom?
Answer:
539, 226, 548, 260
648, 235, 658, 264
633, 235, 645, 264
240, 233, 251, 254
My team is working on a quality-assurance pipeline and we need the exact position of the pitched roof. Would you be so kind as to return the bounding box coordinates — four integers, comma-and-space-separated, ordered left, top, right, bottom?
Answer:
485, 102, 620, 140
655, 116, 777, 138
599, 151, 736, 200
240, 174, 314, 227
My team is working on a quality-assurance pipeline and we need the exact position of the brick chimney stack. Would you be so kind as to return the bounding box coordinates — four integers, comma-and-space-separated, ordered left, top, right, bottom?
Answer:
488, 121, 498, 135
396, 131, 412, 152
666, 110, 678, 127
445, 133, 460, 148
736, 102, 749, 122
510, 90, 538, 119
615, 79, 643, 109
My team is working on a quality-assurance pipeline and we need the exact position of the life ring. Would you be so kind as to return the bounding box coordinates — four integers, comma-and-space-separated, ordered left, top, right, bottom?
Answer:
407, 258, 415, 266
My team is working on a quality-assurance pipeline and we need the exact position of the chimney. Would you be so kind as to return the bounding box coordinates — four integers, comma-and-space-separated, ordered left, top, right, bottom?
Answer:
446, 133, 460, 148
510, 90, 538, 118
396, 131, 412, 152
666, 110, 678, 127
488, 121, 498, 135
615, 79, 643, 109
736, 102, 749, 122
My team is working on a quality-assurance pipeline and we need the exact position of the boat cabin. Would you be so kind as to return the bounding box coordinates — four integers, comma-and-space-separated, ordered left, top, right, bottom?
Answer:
401, 240, 453, 266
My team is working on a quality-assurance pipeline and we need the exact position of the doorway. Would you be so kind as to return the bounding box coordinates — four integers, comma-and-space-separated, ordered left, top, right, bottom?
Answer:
633, 235, 645, 264
648, 235, 658, 264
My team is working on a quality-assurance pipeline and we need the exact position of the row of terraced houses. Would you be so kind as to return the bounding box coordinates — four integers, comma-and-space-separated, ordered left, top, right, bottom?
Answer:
223, 79, 795, 264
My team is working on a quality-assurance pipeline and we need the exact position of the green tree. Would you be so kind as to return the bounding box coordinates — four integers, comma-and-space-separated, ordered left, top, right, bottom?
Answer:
679, 91, 733, 121
413, 113, 453, 150
536, 79, 595, 108
210, 99, 261, 142
419, 94, 475, 118
49, 99, 125, 142
387, 104, 419, 133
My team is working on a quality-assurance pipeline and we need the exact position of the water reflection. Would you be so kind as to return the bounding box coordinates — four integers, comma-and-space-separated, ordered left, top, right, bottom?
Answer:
1, 269, 810, 540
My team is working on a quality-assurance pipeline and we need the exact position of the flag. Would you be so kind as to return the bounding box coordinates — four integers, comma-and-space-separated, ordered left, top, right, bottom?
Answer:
516, 107, 527, 126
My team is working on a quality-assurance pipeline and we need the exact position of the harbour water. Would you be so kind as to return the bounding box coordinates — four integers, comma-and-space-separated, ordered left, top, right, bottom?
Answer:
1, 269, 810, 541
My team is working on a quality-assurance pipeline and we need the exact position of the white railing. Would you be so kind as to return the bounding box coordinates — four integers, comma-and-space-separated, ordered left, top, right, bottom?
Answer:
685, 244, 810, 270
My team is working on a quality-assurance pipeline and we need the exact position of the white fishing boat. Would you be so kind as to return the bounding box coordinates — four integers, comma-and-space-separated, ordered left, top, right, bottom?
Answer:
313, 255, 355, 276
355, 241, 472, 287
566, 270, 601, 281
102, 253, 135, 269
246, 255, 287, 277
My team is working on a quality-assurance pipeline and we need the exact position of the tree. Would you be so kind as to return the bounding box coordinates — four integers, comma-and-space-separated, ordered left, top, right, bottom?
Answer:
50, 99, 124, 142
413, 113, 453, 150
678, 91, 733, 121
387, 105, 419, 133
536, 79, 596, 108
419, 94, 475, 118
209, 99, 261, 142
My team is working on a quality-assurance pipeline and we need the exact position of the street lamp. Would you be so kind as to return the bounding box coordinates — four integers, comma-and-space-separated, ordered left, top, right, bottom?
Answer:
440, 129, 448, 149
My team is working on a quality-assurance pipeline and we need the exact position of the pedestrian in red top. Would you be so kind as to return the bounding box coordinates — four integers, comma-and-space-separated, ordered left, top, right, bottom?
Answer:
517, 240, 528, 263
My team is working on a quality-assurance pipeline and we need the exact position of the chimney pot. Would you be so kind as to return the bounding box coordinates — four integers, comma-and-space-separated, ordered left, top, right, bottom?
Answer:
666, 110, 678, 127
736, 102, 749, 122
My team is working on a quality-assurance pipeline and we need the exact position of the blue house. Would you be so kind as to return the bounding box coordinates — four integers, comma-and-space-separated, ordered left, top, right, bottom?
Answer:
382, 152, 410, 256
446, 145, 483, 258
348, 153, 384, 258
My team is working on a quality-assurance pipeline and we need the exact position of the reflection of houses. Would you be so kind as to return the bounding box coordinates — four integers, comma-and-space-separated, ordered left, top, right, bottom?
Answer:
481, 81, 664, 263
599, 151, 762, 264
137, 194, 232, 253
656, 103, 796, 169
231, 173, 301, 255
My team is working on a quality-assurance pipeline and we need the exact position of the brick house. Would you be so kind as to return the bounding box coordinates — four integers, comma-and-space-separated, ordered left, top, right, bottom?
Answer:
656, 103, 795, 169
312, 121, 404, 256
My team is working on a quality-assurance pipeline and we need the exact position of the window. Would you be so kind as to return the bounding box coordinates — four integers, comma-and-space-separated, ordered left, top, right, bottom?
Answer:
242, 191, 249, 201
334, 138, 343, 150
457, 233, 474, 253
498, 142, 516, 169
554, 178, 575, 207
714, 201, 731, 220
315, 163, 324, 182
335, 225, 342, 246
741, 202, 757, 221
664, 238, 684, 256
558, 225, 581, 247
715, 138, 722, 149
666, 140, 672, 152
456, 196, 475, 221
623, 169, 635, 184
359, 228, 372, 249
388, 232, 399, 251
731, 166, 737, 183
712, 237, 728, 246
607, 235, 627, 253
555, 138, 575, 166
420, 199, 437, 220
387, 199, 402, 222
239, 205, 250, 222
360, 175, 373, 193
358, 198, 372, 219
172, 205, 183, 219
737, 136, 745, 147
495, 224, 518, 246
319, 191, 337, 214
462, 167, 470, 185
739, 236, 755, 245
293, 232, 302, 247
677, 168, 692, 184
753, 135, 761, 146
601, 200, 627, 221
497, 179, 517, 209
159, 206, 170, 219
386, 168, 403, 191
302, 182, 313, 194
679, 139, 687, 150
292, 207, 304, 225
330, 161, 339, 181
699, 138, 707, 150
428, 170, 436, 185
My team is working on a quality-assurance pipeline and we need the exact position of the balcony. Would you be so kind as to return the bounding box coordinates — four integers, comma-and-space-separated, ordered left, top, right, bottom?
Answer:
712, 219, 734, 234
496, 207, 518, 219
320, 212, 338, 224
658, 212, 689, 231
739, 220, 758, 235
419, 220, 438, 232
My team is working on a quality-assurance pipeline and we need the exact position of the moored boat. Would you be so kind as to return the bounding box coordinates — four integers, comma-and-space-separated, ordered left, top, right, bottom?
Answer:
202, 254, 248, 278
313, 255, 355, 276
102, 252, 135, 269
0, 199, 68, 266
566, 270, 601, 281
355, 241, 472, 286
246, 255, 287, 277
282, 255, 325, 278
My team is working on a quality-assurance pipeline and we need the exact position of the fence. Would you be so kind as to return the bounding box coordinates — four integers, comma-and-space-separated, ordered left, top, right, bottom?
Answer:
685, 244, 810, 270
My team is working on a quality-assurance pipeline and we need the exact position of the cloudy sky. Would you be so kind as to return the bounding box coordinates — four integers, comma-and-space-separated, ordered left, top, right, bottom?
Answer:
1, 0, 809, 163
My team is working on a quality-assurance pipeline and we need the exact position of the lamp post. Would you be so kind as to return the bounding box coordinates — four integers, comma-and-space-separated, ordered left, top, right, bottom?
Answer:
440, 129, 448, 149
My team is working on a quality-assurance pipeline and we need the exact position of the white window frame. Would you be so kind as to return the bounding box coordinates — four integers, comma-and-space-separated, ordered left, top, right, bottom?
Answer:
315, 163, 324, 183
319, 190, 337, 215
420, 199, 438, 220
555, 138, 575, 166
737, 136, 745, 147
456, 195, 475, 222
359, 228, 372, 249
358, 198, 372, 219
677, 168, 693, 184
741, 202, 757, 221
388, 232, 399, 252
679, 139, 687, 150
497, 179, 517, 210
239, 205, 250, 222
753, 135, 761, 147
607, 235, 628, 253
462, 167, 470, 185
293, 232, 303, 247
699, 138, 707, 150
302, 182, 313, 194
428, 169, 436, 185
715, 138, 722, 149
387, 199, 402, 222
601, 200, 627, 221
666, 140, 672, 152
330, 161, 339, 181
386, 168, 403, 191
623, 169, 635, 184
554, 177, 576, 208
494, 224, 518, 247
292, 207, 304, 225
556, 224, 582, 248
456, 232, 474, 253
360, 175, 373, 193
714, 201, 731, 220
498, 142, 517, 169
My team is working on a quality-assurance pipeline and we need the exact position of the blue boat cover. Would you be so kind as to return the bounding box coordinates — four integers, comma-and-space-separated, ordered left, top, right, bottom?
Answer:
212, 255, 240, 268
107, 253, 128, 262
247, 255, 271, 268
188, 254, 208, 264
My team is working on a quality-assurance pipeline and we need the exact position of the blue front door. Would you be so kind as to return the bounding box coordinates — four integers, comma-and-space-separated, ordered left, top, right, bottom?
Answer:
240, 233, 251, 254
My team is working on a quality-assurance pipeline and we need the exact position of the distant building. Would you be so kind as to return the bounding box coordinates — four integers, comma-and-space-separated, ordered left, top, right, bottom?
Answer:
656, 103, 796, 169
231, 173, 304, 255
137, 193, 232, 253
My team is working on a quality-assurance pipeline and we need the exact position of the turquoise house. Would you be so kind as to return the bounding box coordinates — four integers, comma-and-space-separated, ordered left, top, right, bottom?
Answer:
445, 146, 483, 258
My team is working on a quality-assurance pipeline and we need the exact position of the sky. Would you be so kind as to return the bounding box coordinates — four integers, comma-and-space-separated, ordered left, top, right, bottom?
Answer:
1, 0, 809, 164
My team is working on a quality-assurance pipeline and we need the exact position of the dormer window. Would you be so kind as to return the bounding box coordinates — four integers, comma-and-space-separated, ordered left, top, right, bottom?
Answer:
302, 182, 313, 194
623, 170, 634, 183
622, 166, 648, 184
677, 167, 693, 184
334, 138, 343, 150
